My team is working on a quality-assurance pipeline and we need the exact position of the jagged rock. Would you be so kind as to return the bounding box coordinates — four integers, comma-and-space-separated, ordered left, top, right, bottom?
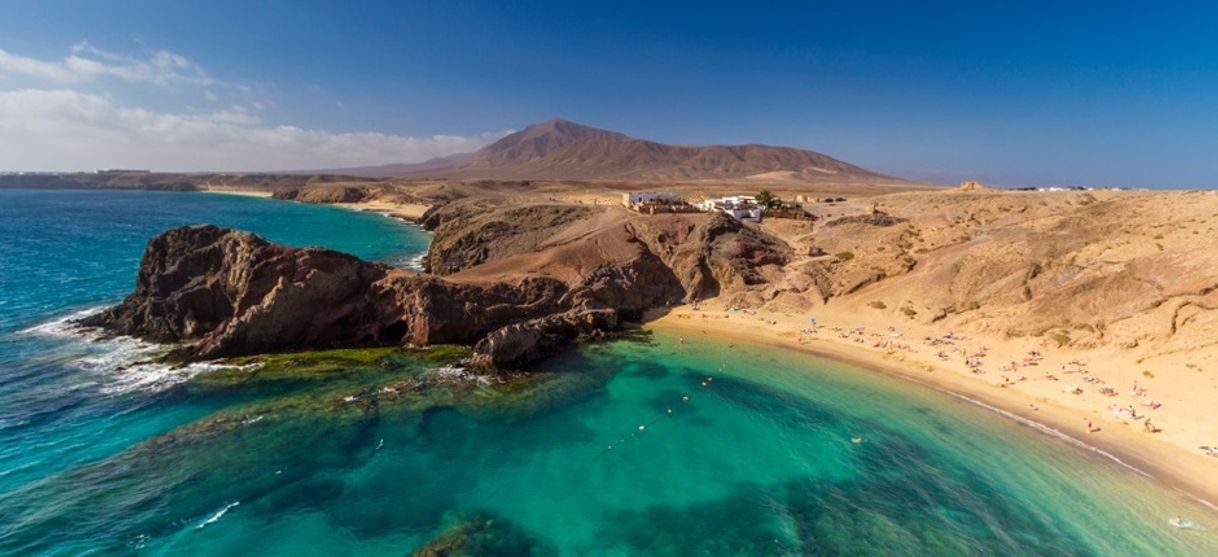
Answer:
627, 212, 790, 301
468, 309, 618, 371
79, 226, 572, 361
80, 225, 400, 359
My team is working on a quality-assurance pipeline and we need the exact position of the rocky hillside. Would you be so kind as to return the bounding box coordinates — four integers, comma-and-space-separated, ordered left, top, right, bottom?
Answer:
724, 190, 1218, 358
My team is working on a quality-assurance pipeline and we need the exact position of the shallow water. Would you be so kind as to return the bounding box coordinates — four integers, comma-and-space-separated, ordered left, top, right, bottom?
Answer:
1, 189, 1215, 556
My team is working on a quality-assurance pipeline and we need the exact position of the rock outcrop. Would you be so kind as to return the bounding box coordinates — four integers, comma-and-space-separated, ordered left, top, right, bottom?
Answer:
468, 309, 618, 371
628, 212, 791, 301
80, 226, 576, 363
81, 224, 676, 368
80, 225, 401, 359
420, 200, 598, 274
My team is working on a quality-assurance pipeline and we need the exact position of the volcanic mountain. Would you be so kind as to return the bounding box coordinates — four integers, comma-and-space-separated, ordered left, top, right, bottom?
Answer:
331, 119, 912, 183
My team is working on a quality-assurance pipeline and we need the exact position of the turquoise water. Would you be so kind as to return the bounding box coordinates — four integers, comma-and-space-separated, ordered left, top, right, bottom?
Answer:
1, 189, 1215, 556
0, 189, 429, 502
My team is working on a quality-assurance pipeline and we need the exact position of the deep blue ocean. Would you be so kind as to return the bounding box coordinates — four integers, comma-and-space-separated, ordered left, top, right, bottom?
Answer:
0, 189, 1215, 556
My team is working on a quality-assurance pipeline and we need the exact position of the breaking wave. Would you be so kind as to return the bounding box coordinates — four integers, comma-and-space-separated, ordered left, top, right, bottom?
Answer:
16, 307, 244, 394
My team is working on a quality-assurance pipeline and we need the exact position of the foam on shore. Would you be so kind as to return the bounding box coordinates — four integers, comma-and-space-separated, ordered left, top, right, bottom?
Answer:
17, 307, 244, 394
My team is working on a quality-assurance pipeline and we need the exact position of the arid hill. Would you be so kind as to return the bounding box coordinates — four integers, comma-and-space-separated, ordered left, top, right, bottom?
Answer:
346, 119, 917, 185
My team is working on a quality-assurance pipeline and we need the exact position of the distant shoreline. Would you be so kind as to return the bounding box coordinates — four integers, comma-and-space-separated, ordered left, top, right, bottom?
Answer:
331, 200, 430, 222
646, 308, 1218, 514
196, 188, 274, 198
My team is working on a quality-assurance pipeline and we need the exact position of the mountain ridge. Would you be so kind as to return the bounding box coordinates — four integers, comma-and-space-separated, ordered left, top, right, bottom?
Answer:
309, 119, 916, 184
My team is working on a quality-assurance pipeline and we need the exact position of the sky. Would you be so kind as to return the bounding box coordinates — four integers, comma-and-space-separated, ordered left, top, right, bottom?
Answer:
1, 1, 1216, 187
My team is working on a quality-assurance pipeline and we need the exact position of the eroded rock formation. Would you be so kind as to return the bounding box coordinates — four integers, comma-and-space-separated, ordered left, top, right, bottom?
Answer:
80, 225, 573, 364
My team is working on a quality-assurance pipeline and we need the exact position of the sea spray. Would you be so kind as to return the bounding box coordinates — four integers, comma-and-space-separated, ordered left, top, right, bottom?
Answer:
18, 307, 254, 394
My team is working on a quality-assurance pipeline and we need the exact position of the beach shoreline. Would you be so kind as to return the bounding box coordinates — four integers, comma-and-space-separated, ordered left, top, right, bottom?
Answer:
195, 187, 275, 198
645, 306, 1218, 513
331, 200, 430, 222
198, 187, 431, 223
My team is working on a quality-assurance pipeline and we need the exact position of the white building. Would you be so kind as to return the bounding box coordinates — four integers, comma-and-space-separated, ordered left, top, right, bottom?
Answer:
622, 191, 682, 208
699, 195, 763, 221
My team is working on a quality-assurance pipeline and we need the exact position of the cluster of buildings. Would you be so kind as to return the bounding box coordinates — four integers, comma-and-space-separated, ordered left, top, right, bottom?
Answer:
622, 191, 811, 222
697, 195, 764, 220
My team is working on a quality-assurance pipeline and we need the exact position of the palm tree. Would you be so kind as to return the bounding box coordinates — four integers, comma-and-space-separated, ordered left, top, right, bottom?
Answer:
756, 190, 777, 209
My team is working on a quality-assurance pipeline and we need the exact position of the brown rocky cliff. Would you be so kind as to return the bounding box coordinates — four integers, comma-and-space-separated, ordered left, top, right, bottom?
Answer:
81, 225, 403, 358
82, 202, 794, 368
80, 226, 575, 361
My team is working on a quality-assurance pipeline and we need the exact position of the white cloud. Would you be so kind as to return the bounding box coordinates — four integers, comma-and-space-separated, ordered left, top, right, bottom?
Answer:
0, 89, 510, 171
0, 41, 216, 87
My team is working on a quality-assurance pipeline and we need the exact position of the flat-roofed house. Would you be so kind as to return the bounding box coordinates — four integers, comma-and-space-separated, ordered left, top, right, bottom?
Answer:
698, 195, 763, 221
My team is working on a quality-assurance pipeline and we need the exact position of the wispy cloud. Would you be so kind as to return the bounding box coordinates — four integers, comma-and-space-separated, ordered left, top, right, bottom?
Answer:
0, 41, 218, 87
0, 42, 507, 171
0, 89, 510, 171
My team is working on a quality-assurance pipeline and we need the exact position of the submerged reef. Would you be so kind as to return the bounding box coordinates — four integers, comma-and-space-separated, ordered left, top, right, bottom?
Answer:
410, 511, 556, 557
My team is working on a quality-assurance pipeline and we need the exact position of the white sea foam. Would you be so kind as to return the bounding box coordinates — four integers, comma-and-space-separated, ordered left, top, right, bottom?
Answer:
940, 389, 1218, 512
195, 501, 239, 530
403, 252, 428, 271
17, 306, 246, 394
387, 250, 428, 271
15, 306, 107, 337
430, 364, 493, 385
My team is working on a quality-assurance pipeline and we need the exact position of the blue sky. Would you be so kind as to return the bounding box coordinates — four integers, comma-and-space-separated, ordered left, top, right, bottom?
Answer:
1, 1, 1216, 187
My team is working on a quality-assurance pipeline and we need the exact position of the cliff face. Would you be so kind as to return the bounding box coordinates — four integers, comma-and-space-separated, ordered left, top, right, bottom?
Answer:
81, 225, 402, 358
80, 226, 569, 361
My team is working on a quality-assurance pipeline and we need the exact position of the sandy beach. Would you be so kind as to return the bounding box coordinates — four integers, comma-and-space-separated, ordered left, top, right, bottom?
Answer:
332, 200, 430, 221
196, 187, 274, 198
198, 187, 431, 222
646, 302, 1218, 511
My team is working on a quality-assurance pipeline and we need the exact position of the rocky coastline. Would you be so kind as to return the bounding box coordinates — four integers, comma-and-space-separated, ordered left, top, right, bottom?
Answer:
80, 201, 789, 371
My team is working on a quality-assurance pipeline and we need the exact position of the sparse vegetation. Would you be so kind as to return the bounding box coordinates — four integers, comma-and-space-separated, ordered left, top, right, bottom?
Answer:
835, 251, 855, 262
901, 306, 917, 317
1142, 370, 1155, 379
869, 301, 887, 310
